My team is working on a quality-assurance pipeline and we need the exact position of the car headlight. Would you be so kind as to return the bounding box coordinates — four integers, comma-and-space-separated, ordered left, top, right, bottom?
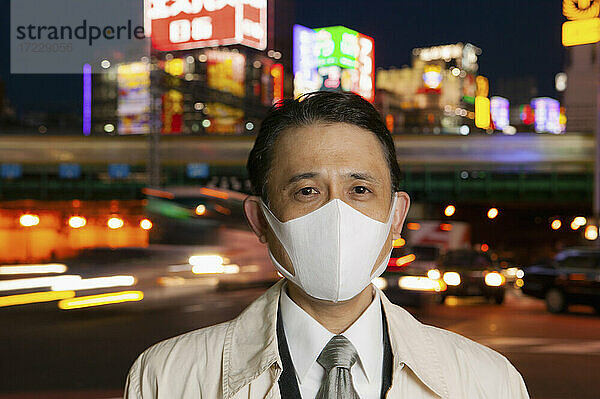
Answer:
372, 277, 387, 290
516, 269, 524, 279
443, 271, 461, 286
427, 269, 441, 280
189, 255, 239, 274
484, 271, 505, 287
398, 276, 447, 292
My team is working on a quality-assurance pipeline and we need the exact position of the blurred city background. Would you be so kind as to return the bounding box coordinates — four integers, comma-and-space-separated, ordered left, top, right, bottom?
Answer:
1, 1, 599, 398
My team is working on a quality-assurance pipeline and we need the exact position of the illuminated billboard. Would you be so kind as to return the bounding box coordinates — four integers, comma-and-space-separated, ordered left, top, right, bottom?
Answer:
271, 63, 284, 104
562, 0, 600, 46
423, 65, 442, 89
355, 33, 375, 102
413, 43, 481, 73
206, 50, 246, 97
162, 89, 183, 134
475, 96, 490, 129
293, 24, 321, 98
315, 26, 358, 68
532, 97, 562, 134
117, 62, 151, 135
204, 102, 244, 134
490, 96, 510, 131
294, 25, 375, 102
562, 18, 600, 46
145, 0, 267, 51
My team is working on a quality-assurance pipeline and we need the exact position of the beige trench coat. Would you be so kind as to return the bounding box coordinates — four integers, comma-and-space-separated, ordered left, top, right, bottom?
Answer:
124, 279, 530, 399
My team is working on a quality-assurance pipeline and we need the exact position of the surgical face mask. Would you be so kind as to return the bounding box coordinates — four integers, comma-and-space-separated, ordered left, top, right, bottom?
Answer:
259, 195, 398, 302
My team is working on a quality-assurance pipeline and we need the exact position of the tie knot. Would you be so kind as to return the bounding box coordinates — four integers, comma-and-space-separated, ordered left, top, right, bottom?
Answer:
317, 335, 359, 372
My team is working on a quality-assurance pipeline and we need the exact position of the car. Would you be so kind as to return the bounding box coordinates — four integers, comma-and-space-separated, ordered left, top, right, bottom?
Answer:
521, 247, 600, 314
434, 249, 506, 304
376, 244, 446, 307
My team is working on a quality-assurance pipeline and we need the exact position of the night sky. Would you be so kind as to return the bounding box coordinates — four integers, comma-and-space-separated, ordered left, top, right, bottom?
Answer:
0, 0, 565, 115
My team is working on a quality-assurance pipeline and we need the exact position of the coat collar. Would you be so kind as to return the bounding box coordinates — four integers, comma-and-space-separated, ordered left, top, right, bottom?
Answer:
222, 279, 448, 399
222, 279, 284, 399
377, 285, 448, 398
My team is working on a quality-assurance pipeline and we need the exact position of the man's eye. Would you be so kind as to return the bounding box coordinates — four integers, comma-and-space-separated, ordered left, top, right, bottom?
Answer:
352, 186, 371, 194
299, 187, 317, 196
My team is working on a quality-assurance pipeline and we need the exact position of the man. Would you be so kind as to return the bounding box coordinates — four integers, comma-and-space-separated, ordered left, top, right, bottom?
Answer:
125, 91, 530, 398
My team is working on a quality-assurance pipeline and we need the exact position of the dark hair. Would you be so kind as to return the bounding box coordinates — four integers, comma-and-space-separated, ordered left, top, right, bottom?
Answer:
246, 91, 402, 205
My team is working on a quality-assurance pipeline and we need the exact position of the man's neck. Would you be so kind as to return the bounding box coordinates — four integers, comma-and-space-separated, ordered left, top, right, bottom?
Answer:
286, 282, 375, 334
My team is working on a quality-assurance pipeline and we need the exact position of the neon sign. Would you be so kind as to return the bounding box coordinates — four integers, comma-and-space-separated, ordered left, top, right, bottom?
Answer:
490, 96, 509, 131
532, 97, 561, 134
562, 0, 600, 46
423, 65, 442, 89
520, 104, 534, 125
355, 33, 375, 102
475, 96, 490, 129
117, 62, 151, 135
315, 26, 359, 68
145, 0, 267, 51
206, 50, 246, 97
293, 24, 321, 98
271, 63, 284, 104
294, 25, 375, 102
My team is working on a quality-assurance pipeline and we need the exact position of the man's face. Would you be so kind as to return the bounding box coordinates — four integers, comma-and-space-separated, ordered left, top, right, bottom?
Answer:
259, 122, 408, 276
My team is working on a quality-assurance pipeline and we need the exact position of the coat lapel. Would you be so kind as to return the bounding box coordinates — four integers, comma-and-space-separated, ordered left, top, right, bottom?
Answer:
222, 279, 285, 399
379, 287, 449, 398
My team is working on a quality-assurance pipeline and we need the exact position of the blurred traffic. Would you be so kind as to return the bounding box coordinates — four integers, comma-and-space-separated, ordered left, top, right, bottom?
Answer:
0, 187, 279, 312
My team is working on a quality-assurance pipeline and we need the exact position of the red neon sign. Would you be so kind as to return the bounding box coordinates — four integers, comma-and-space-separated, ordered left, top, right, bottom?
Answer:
271, 63, 284, 104
145, 0, 267, 51
354, 33, 375, 102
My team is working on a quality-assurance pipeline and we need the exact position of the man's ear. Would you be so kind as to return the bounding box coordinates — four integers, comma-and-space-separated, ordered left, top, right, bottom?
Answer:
391, 191, 410, 240
243, 195, 269, 244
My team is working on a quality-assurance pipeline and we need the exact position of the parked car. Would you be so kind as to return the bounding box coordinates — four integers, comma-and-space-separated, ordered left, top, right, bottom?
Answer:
521, 247, 600, 314
435, 249, 506, 304
376, 244, 446, 307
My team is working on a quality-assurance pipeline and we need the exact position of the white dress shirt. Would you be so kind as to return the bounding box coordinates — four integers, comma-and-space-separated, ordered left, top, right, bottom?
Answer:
279, 282, 384, 399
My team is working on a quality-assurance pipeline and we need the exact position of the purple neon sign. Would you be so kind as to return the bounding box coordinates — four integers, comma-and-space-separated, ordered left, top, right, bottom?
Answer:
83, 63, 92, 136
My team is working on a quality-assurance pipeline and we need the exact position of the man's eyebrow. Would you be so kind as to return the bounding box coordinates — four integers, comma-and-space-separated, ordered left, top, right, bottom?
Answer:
285, 171, 380, 185
287, 172, 319, 184
348, 171, 379, 183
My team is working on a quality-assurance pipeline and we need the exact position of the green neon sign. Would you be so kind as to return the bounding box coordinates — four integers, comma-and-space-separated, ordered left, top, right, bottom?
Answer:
314, 26, 358, 68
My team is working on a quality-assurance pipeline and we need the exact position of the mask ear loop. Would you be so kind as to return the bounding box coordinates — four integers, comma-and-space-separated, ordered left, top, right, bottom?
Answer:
370, 194, 399, 280
258, 198, 298, 279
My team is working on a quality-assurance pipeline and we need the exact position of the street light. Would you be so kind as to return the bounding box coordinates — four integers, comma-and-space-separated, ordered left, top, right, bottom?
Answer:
551, 219, 562, 230
107, 217, 124, 229
487, 208, 499, 219
19, 214, 40, 227
444, 205, 456, 217
68, 216, 86, 229
585, 225, 598, 240
573, 216, 587, 226
140, 219, 153, 230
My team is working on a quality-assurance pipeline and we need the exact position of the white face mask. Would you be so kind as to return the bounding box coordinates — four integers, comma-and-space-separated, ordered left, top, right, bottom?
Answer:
259, 194, 398, 302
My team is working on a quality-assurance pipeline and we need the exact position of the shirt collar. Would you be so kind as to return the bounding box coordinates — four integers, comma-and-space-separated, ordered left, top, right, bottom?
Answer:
279, 282, 383, 384
341, 288, 383, 383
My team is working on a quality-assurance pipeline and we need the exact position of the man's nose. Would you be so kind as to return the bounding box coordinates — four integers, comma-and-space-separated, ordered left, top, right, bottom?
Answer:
324, 184, 346, 204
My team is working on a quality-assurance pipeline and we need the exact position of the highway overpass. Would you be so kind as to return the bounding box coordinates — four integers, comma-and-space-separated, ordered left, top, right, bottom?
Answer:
0, 133, 593, 203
